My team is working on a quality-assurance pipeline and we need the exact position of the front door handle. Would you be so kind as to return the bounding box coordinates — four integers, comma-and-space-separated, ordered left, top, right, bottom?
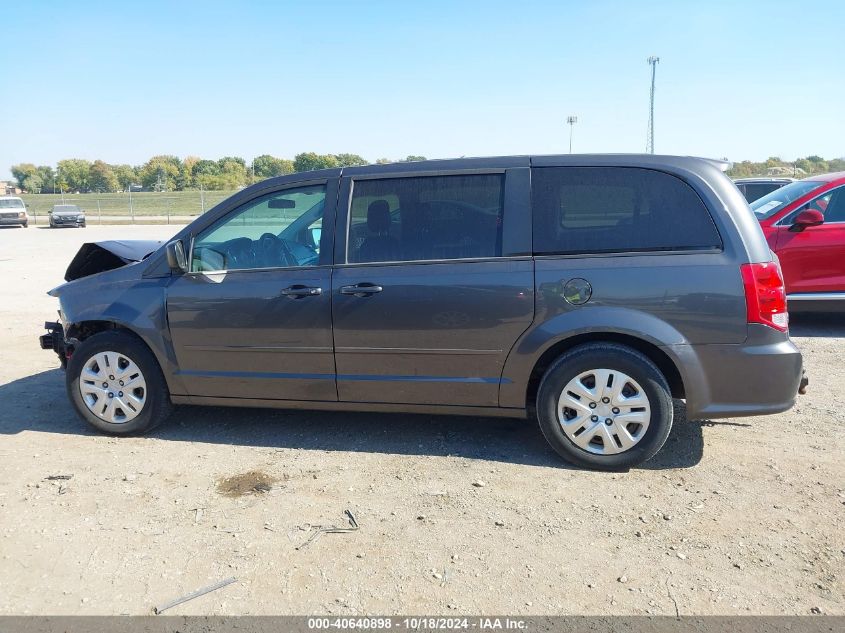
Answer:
340, 283, 384, 297
280, 285, 322, 298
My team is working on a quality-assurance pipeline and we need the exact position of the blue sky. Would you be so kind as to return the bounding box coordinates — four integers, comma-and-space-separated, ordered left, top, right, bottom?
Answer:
2, 0, 843, 178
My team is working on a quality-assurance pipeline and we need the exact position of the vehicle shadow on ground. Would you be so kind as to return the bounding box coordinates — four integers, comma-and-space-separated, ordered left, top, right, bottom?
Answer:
0, 368, 707, 470
789, 312, 845, 338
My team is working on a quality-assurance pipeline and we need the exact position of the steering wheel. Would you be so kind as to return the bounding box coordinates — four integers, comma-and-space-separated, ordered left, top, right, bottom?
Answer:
258, 233, 296, 267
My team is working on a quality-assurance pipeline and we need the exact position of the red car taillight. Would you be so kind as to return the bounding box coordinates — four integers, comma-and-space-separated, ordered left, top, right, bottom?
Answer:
740, 262, 788, 332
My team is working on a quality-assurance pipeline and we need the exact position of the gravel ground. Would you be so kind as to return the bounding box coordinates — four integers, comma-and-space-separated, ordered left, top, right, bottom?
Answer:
0, 224, 842, 616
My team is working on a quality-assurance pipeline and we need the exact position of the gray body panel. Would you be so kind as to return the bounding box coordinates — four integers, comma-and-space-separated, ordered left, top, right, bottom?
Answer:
47, 154, 803, 422
165, 266, 337, 401
332, 258, 534, 406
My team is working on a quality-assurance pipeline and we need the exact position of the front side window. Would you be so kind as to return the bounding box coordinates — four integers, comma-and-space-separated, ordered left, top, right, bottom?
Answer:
347, 174, 504, 264
191, 184, 326, 272
532, 167, 722, 255
781, 186, 845, 224
750, 180, 823, 219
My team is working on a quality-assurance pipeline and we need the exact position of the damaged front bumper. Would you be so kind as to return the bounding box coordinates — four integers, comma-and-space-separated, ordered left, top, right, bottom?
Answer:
39, 321, 70, 368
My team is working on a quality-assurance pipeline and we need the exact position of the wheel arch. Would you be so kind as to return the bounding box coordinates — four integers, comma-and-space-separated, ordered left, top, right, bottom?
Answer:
523, 332, 686, 413
66, 319, 136, 342
64, 318, 185, 395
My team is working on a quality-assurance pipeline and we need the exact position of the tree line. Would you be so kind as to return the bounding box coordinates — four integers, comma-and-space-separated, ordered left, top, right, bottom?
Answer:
726, 155, 845, 179
9, 153, 428, 194
12, 152, 843, 193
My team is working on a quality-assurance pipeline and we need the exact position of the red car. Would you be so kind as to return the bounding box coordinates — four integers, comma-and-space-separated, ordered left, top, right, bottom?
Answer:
751, 172, 845, 309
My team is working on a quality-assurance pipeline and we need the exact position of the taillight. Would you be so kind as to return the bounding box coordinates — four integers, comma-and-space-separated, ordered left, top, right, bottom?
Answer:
740, 262, 788, 332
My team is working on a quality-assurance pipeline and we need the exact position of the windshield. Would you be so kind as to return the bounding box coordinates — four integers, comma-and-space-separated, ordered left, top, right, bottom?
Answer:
750, 181, 823, 219
0, 199, 24, 209
53, 205, 81, 212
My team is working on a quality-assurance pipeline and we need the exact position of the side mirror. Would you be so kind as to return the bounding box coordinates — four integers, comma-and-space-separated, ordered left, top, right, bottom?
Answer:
789, 209, 824, 233
165, 240, 188, 273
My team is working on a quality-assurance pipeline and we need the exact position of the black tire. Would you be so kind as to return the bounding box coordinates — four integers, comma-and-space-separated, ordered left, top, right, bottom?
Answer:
22, 222, 28, 228
536, 343, 673, 470
66, 330, 173, 435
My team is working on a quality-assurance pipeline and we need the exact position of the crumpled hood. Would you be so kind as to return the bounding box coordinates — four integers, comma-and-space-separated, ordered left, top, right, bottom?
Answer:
64, 240, 163, 282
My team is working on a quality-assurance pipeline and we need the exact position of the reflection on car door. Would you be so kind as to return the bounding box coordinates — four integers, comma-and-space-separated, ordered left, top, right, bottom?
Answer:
330, 171, 534, 407
166, 180, 339, 401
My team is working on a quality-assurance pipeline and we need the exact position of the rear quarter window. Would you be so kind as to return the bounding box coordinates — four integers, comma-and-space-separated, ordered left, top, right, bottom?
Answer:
532, 167, 722, 255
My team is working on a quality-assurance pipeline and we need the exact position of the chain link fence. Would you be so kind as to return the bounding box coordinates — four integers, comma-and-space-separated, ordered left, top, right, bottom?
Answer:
21, 190, 235, 225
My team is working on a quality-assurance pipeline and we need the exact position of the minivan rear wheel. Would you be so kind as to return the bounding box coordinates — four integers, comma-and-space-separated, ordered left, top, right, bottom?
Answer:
66, 330, 173, 435
536, 343, 673, 470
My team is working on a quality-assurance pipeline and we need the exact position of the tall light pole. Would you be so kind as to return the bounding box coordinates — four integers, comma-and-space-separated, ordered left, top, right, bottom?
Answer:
646, 56, 659, 154
566, 115, 578, 153
57, 165, 65, 202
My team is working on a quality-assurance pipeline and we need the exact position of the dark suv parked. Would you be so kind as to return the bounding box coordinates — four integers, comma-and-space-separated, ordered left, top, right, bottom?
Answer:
40, 155, 804, 469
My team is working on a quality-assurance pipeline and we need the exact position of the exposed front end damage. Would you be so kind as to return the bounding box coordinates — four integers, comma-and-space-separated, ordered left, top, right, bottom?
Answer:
39, 321, 69, 368
40, 239, 167, 371
64, 240, 163, 282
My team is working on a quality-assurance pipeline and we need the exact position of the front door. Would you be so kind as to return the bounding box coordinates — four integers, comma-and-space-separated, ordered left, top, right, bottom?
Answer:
167, 181, 338, 401
331, 171, 534, 407
776, 186, 845, 294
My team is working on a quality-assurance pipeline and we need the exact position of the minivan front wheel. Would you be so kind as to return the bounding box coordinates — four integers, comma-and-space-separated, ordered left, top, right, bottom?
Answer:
66, 330, 172, 434
536, 343, 673, 470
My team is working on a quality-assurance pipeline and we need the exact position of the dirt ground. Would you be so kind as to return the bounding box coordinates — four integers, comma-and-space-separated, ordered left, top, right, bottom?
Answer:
0, 224, 842, 616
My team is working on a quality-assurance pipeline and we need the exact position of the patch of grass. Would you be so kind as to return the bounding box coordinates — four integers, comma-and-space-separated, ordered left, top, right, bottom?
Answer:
20, 190, 238, 218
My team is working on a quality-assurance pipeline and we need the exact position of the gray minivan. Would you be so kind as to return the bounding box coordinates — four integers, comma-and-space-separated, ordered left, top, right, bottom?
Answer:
40, 155, 804, 469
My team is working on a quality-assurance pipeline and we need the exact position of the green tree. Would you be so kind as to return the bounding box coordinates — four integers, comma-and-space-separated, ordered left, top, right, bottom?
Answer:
114, 164, 137, 191
37, 165, 56, 192
334, 153, 368, 167
23, 172, 43, 193
140, 155, 181, 191
57, 159, 92, 192
181, 156, 201, 189
192, 159, 221, 189
88, 160, 119, 192
193, 159, 219, 178
252, 154, 294, 179
795, 159, 812, 174
10, 163, 38, 189
217, 156, 246, 170
217, 157, 248, 188
829, 158, 845, 172
293, 152, 339, 172
402, 155, 427, 162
